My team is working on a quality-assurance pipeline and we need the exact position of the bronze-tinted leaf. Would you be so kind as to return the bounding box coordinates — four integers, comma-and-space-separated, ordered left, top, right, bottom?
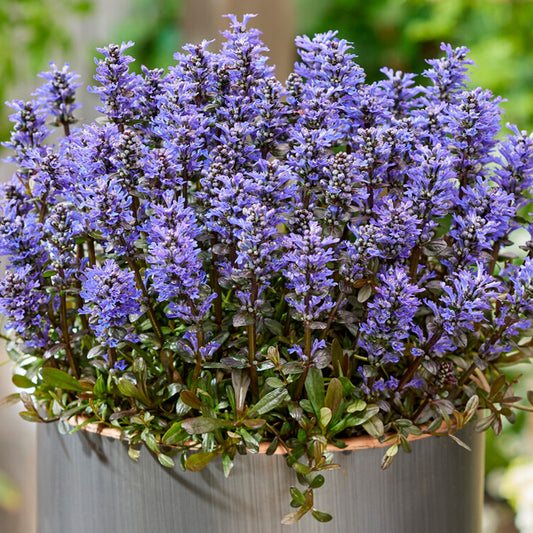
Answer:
180, 390, 203, 410
242, 418, 266, 429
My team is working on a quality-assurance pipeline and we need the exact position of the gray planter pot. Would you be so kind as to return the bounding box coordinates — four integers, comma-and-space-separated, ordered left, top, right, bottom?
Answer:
37, 423, 484, 533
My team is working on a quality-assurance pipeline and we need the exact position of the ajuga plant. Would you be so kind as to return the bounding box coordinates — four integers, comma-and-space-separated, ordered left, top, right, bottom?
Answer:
2, 14, 533, 525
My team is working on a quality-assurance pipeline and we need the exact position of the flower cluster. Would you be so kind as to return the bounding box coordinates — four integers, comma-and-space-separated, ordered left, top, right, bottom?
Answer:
2, 16, 533, 525
79, 259, 141, 347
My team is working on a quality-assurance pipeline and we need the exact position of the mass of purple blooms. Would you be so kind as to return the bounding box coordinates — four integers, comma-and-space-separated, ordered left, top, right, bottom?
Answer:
1, 17, 533, 512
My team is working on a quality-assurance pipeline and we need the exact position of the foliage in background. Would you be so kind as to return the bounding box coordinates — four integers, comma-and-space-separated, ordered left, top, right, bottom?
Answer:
0, 470, 20, 512
299, 0, 533, 132
112, 0, 182, 71
0, 0, 92, 140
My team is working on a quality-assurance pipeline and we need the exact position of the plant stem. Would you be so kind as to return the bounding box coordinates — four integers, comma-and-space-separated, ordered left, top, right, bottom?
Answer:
107, 347, 116, 367
321, 291, 345, 340
126, 256, 164, 346
191, 328, 205, 393
210, 237, 222, 329
294, 325, 312, 399
409, 245, 421, 282
87, 238, 96, 266
76, 243, 89, 331
247, 279, 259, 402
412, 397, 430, 423
397, 329, 442, 390
247, 322, 259, 402
488, 238, 503, 276
59, 293, 79, 378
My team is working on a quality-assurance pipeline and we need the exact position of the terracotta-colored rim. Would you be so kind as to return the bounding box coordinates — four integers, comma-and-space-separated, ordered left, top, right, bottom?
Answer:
68, 416, 440, 455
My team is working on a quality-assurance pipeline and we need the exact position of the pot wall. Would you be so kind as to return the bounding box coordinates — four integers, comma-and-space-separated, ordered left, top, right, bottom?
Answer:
37, 424, 484, 533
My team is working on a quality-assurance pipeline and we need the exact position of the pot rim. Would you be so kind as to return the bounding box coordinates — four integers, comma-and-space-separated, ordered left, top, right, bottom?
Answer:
67, 415, 442, 455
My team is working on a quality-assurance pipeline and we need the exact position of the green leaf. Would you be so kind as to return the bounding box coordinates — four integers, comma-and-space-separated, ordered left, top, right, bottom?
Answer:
247, 388, 289, 417
265, 377, 284, 389
240, 428, 259, 452
264, 318, 283, 336
19, 410, 42, 423
41, 368, 84, 392
143, 431, 159, 454
363, 416, 384, 439
311, 509, 333, 522
305, 367, 325, 416
222, 453, 233, 478
158, 453, 175, 468
325, 377, 343, 415
93, 376, 106, 397
385, 443, 399, 458
309, 474, 325, 489
292, 461, 310, 475
266, 437, 279, 455
527, 390, 533, 406
346, 399, 366, 413
331, 338, 343, 376
185, 451, 216, 472
181, 416, 230, 434
395, 418, 413, 428
400, 435, 412, 453
12, 375, 34, 389
426, 417, 443, 433
345, 404, 380, 427
116, 377, 139, 398
319, 407, 332, 429
290, 486, 306, 506
162, 422, 185, 445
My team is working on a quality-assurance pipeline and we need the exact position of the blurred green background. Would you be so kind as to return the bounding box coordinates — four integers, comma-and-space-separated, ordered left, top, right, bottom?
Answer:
2, 0, 533, 134
1, 0, 532, 531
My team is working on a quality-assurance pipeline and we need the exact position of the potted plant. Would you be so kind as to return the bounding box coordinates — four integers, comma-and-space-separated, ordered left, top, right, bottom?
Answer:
1, 13, 533, 533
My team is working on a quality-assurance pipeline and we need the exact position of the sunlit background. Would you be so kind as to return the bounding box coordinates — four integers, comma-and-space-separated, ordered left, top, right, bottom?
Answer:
0, 1, 532, 532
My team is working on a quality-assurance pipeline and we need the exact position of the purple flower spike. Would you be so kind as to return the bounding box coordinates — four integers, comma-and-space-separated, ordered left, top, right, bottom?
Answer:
79, 259, 141, 346
34, 62, 81, 127
89, 41, 141, 124
358, 267, 422, 364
